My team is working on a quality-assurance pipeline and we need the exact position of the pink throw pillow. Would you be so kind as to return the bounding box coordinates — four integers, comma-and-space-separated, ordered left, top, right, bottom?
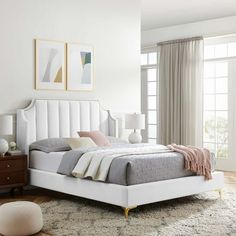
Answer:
78, 131, 111, 146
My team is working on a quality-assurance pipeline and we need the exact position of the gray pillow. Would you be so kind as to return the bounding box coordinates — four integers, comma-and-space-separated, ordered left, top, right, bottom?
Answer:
30, 138, 71, 153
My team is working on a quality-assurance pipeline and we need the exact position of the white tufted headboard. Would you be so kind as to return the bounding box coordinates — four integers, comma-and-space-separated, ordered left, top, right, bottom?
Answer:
17, 99, 118, 154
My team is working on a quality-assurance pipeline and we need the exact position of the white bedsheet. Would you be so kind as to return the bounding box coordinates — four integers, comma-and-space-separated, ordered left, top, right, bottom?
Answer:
30, 151, 65, 173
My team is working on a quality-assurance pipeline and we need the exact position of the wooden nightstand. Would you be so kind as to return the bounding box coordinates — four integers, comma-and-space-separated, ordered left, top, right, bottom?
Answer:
0, 154, 27, 195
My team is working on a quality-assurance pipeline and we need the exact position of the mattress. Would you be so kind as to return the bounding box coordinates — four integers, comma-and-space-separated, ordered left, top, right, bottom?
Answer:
31, 146, 216, 186
30, 151, 65, 173
57, 144, 216, 186
107, 152, 195, 185
107, 152, 215, 186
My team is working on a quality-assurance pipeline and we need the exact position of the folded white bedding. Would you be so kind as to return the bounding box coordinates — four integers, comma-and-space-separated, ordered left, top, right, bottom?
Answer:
71, 145, 173, 182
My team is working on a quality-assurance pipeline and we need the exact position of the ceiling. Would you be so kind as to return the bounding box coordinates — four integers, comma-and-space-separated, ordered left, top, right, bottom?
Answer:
141, 0, 236, 30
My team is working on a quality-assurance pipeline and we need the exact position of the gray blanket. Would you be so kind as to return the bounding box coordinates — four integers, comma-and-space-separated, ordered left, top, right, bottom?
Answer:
57, 144, 215, 186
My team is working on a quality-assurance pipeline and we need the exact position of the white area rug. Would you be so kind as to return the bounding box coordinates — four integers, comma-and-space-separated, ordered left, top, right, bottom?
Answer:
40, 190, 236, 236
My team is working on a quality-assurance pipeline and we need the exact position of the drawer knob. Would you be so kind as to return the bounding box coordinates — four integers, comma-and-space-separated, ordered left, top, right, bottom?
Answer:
7, 164, 10, 168
6, 177, 10, 180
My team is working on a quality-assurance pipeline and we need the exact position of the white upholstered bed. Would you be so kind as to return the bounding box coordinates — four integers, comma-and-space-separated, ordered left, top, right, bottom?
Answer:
17, 99, 224, 217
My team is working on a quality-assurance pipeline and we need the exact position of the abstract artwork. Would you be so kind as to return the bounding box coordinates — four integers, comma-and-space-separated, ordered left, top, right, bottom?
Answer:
35, 40, 66, 90
67, 43, 93, 91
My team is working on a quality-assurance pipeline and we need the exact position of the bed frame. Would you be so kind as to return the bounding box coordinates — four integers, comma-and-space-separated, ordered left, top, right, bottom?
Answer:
17, 99, 224, 217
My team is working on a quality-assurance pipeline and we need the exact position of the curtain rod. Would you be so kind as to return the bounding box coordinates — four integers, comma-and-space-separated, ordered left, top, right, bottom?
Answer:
141, 44, 156, 50
142, 32, 236, 49
142, 36, 203, 49
157, 36, 203, 46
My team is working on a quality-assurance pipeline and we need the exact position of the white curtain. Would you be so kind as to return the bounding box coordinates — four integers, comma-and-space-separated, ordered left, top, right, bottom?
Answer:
158, 37, 203, 146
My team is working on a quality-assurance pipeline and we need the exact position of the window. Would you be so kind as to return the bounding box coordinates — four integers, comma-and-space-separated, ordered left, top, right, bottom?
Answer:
203, 36, 236, 160
141, 51, 158, 143
141, 52, 157, 66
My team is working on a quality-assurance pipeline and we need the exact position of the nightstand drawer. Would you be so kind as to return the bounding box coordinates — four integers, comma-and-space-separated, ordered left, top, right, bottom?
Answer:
0, 171, 26, 185
0, 159, 25, 172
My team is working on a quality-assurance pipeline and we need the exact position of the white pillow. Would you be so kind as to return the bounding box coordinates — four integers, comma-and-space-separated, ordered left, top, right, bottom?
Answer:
64, 137, 97, 150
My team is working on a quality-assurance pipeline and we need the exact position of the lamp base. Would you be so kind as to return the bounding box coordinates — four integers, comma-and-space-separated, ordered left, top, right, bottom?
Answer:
0, 138, 9, 157
128, 131, 142, 144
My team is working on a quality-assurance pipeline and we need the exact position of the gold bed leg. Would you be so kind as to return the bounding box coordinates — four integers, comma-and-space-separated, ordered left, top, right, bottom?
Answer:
216, 189, 223, 199
123, 206, 137, 218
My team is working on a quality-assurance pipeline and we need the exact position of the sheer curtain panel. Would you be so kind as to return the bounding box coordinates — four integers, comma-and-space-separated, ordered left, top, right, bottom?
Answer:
158, 37, 203, 146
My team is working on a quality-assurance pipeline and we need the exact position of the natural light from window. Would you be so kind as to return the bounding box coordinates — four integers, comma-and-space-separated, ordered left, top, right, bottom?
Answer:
141, 51, 158, 144
203, 36, 236, 159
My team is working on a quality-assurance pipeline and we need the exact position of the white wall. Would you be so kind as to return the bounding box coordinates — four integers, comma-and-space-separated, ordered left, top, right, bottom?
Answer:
142, 15, 236, 46
0, 0, 141, 115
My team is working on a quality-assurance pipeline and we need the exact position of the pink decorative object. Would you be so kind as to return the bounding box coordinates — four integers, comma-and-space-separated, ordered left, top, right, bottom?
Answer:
78, 131, 111, 147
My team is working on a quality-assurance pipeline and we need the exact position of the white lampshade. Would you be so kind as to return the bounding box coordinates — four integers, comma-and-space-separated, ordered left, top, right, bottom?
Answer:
0, 115, 13, 135
125, 113, 145, 130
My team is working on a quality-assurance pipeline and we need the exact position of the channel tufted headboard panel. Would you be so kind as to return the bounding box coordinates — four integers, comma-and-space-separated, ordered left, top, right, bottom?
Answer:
17, 99, 118, 154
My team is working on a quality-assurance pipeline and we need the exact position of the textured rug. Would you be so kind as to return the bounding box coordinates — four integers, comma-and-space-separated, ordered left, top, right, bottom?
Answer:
40, 190, 236, 236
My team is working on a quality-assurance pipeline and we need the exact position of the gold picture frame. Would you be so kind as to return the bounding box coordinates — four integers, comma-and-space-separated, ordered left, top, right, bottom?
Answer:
35, 39, 66, 91
66, 43, 94, 91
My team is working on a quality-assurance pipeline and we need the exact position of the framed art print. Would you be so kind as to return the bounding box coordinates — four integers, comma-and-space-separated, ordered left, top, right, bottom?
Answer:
67, 43, 93, 91
35, 39, 66, 90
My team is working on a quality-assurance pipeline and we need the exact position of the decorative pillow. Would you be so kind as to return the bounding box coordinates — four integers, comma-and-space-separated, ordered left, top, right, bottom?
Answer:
29, 138, 71, 153
78, 131, 111, 146
64, 137, 97, 150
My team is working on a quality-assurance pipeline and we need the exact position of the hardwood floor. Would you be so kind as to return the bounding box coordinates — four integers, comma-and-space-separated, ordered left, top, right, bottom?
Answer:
0, 187, 73, 205
223, 171, 236, 191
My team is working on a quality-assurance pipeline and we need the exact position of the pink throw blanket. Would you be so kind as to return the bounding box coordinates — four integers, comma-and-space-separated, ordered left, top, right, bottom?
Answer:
168, 144, 212, 180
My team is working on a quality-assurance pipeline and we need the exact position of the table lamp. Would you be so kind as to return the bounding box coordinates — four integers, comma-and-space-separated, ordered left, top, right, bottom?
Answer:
125, 113, 145, 143
0, 115, 13, 156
